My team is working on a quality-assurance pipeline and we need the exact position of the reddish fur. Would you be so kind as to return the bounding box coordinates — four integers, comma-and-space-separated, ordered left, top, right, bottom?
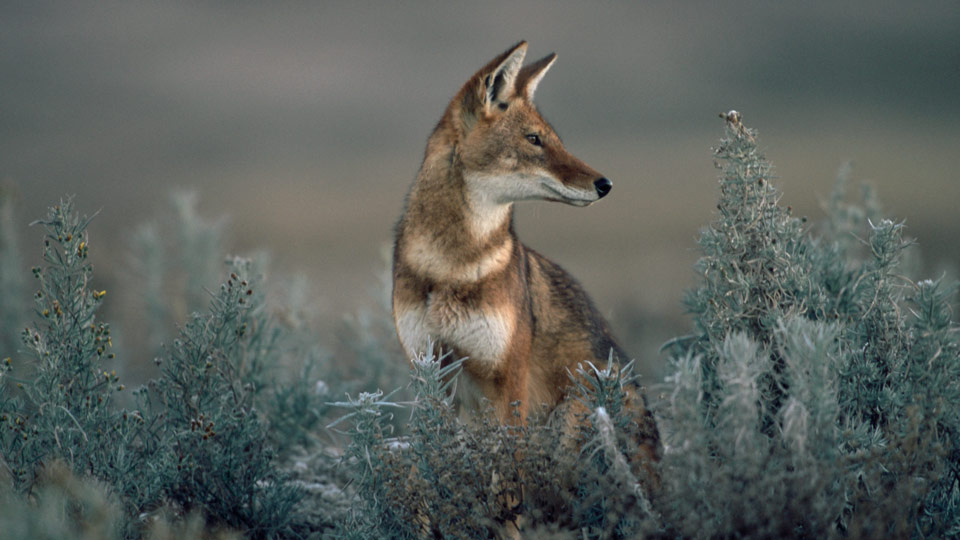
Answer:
392, 42, 660, 466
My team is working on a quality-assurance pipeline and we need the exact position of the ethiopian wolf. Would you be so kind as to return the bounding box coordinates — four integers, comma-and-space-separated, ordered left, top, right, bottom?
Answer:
392, 41, 659, 463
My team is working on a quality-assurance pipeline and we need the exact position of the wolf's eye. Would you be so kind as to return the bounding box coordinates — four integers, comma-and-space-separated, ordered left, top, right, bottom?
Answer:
525, 134, 543, 147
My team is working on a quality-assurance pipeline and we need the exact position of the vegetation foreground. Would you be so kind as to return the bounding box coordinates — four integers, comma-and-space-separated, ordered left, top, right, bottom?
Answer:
1, 113, 957, 538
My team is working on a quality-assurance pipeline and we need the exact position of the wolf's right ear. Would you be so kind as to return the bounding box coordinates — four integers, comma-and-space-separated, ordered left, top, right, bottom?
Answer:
459, 41, 527, 132
481, 41, 527, 108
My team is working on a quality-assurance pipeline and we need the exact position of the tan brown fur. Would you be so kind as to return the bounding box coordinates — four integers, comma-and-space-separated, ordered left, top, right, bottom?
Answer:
392, 42, 660, 462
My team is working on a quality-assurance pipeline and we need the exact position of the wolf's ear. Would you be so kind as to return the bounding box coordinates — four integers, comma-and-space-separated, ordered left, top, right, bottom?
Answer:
515, 53, 556, 100
457, 42, 527, 133
481, 41, 527, 108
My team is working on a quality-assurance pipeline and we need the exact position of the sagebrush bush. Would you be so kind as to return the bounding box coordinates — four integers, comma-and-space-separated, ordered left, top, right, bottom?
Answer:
0, 200, 140, 507
139, 256, 304, 536
659, 112, 959, 538
125, 193, 341, 457
0, 199, 312, 537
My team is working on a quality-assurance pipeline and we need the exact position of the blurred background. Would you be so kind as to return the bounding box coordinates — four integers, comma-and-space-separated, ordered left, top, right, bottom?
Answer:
3, 1, 958, 381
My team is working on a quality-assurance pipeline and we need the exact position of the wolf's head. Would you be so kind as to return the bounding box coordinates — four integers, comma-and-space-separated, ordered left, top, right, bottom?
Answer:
438, 41, 611, 210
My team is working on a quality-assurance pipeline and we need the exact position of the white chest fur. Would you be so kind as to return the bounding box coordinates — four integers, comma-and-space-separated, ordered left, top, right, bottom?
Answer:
395, 295, 515, 367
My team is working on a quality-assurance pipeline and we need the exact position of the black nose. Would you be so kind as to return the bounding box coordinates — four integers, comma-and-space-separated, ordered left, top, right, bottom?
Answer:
594, 177, 612, 198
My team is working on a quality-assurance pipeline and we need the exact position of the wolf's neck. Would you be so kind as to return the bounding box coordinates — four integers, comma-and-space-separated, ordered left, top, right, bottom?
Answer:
400, 165, 515, 284
462, 172, 514, 242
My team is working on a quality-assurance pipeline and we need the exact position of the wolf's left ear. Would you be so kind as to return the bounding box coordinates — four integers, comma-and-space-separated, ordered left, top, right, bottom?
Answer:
457, 42, 527, 134
481, 41, 527, 110
515, 53, 557, 100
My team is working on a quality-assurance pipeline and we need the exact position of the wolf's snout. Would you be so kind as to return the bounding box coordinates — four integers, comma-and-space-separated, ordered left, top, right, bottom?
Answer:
594, 177, 612, 198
